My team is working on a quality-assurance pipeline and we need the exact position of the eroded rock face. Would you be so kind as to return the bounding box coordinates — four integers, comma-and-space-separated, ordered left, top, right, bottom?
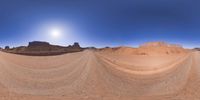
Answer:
139, 42, 183, 48
27, 41, 59, 52
194, 48, 200, 51
138, 42, 186, 55
3, 41, 83, 56
73, 42, 80, 48
5, 46, 10, 50
99, 42, 187, 56
28, 41, 50, 48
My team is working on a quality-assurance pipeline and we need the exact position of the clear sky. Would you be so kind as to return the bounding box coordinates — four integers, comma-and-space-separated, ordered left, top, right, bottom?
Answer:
0, 0, 200, 48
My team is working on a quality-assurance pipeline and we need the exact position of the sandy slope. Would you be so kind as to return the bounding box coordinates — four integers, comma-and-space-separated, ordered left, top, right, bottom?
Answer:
0, 50, 199, 100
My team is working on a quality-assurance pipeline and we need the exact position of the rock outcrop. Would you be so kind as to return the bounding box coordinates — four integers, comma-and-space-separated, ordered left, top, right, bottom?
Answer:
194, 48, 200, 51
28, 41, 50, 48
72, 42, 80, 48
139, 42, 183, 48
5, 46, 10, 50
137, 42, 186, 55
3, 41, 83, 56
100, 42, 187, 56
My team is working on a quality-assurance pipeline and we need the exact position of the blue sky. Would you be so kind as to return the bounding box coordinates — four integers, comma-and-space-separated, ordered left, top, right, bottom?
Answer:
0, 0, 200, 48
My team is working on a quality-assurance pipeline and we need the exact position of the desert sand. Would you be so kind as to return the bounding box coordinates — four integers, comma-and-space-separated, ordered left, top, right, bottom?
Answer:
0, 43, 199, 100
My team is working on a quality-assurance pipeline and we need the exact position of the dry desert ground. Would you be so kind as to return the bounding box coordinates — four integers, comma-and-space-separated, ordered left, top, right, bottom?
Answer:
0, 46, 200, 100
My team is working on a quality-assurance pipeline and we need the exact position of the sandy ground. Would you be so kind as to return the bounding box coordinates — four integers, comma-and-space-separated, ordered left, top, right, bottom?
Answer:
0, 50, 199, 100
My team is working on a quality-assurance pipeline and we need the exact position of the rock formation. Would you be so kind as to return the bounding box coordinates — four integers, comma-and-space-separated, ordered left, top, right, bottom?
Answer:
194, 48, 200, 51
28, 41, 50, 48
100, 42, 187, 56
139, 41, 183, 48
5, 46, 10, 50
3, 41, 83, 56
72, 42, 81, 48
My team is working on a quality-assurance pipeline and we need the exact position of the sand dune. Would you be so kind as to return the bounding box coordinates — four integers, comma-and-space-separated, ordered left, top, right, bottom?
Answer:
0, 48, 200, 99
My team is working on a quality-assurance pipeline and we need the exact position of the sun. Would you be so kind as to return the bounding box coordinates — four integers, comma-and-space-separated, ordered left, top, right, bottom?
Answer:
50, 28, 62, 39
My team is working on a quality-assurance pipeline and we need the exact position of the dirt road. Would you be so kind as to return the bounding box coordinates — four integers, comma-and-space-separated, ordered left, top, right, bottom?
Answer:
0, 50, 199, 99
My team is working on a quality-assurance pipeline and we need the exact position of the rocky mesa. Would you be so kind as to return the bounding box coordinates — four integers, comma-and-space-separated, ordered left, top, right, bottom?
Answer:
3, 41, 83, 56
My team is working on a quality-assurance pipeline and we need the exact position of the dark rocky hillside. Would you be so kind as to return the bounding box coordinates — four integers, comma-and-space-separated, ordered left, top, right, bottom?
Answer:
3, 41, 83, 56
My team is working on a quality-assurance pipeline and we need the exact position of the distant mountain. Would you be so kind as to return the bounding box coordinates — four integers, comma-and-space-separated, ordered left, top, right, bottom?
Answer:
3, 41, 83, 56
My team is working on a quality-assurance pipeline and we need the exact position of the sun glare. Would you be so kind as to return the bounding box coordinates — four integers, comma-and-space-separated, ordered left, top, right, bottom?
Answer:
50, 28, 62, 39
35, 22, 75, 44
50, 28, 62, 38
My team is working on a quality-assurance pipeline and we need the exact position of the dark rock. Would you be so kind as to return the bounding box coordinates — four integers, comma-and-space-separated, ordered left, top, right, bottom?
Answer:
5, 46, 10, 50
28, 41, 50, 48
4, 41, 84, 56
194, 48, 200, 51
68, 45, 72, 48
72, 42, 80, 49
85, 47, 97, 50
